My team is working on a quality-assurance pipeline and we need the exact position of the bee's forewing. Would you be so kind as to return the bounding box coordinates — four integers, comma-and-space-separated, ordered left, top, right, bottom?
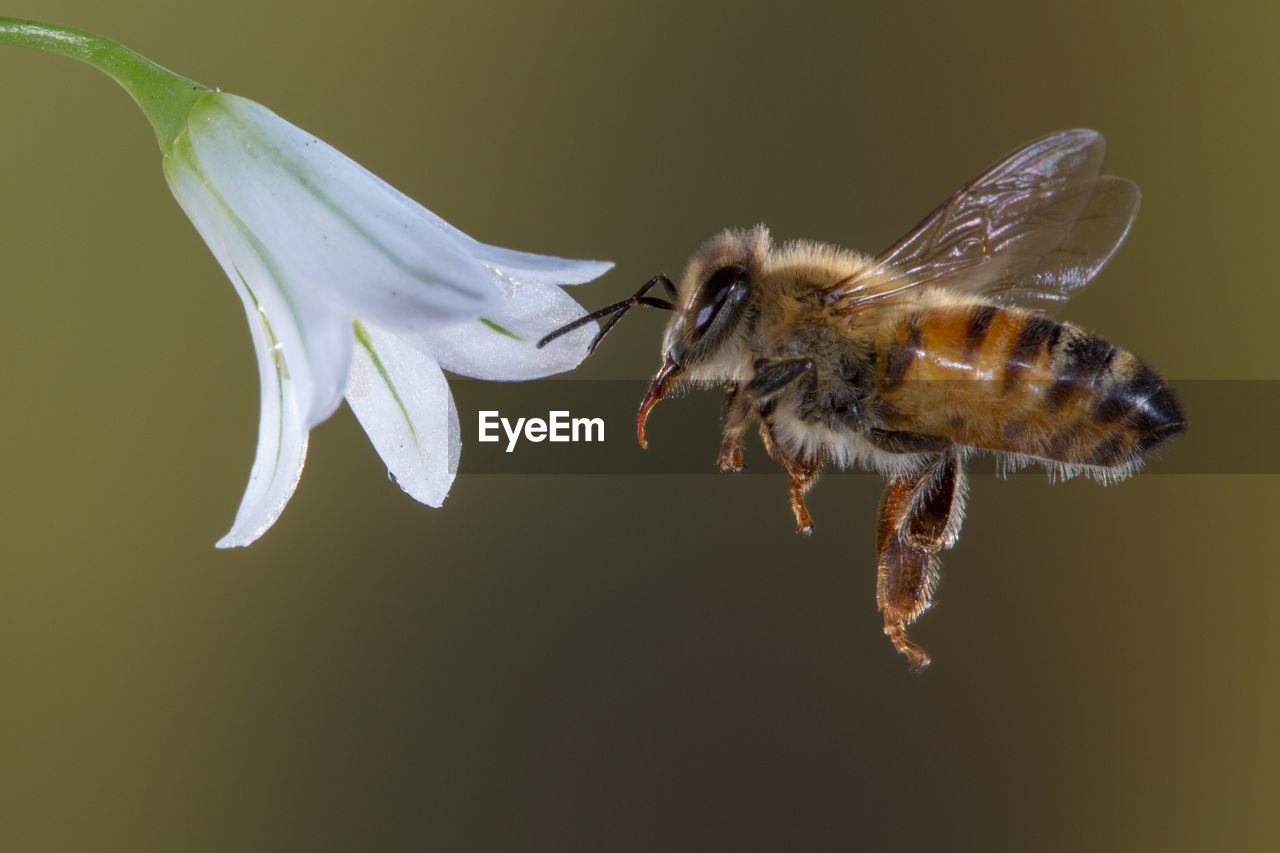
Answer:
829, 129, 1140, 312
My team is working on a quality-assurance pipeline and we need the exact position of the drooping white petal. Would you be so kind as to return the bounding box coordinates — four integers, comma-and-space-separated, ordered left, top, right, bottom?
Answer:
418, 277, 600, 381
345, 321, 459, 507
185, 94, 502, 332
213, 285, 311, 548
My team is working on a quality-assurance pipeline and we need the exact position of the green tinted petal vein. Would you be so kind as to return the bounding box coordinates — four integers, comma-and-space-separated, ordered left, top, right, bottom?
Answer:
480, 317, 524, 341
353, 320, 420, 453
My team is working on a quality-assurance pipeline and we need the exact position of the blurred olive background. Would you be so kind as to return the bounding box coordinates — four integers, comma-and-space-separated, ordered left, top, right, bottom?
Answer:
2, 1, 1276, 850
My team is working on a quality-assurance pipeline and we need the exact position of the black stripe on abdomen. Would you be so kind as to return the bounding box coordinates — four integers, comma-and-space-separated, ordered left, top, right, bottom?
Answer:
1003, 315, 1059, 392
883, 314, 923, 390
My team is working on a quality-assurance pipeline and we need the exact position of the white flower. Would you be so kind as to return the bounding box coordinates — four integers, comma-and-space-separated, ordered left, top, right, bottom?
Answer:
163, 93, 609, 547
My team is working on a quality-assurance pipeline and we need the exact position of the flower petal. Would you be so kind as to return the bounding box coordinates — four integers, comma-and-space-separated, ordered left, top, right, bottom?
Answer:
417, 275, 601, 381
213, 289, 312, 548
345, 320, 459, 506
186, 93, 503, 332
466, 242, 614, 289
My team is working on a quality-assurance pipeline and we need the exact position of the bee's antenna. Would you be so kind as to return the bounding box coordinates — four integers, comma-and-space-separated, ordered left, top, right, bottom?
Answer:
537, 274, 677, 356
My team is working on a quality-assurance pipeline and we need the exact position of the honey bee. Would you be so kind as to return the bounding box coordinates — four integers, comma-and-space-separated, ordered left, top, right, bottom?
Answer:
539, 130, 1186, 670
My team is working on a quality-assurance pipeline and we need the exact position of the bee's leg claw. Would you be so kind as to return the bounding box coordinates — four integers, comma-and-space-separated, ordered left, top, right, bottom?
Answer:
884, 620, 932, 671
717, 436, 745, 472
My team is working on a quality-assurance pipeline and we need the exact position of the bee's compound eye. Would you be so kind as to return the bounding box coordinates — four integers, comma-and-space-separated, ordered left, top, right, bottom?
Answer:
691, 265, 750, 337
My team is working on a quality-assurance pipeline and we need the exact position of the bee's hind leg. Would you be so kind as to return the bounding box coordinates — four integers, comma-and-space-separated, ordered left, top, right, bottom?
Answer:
875, 447, 968, 671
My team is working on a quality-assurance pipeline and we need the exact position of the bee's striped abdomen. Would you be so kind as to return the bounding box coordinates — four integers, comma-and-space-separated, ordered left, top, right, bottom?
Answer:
875, 301, 1186, 475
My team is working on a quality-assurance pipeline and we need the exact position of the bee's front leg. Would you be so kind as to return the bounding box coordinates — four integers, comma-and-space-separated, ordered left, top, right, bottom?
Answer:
875, 447, 967, 671
718, 383, 751, 472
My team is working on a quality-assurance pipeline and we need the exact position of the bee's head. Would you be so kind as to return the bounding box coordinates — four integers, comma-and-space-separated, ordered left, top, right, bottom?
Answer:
660, 225, 768, 376
637, 226, 769, 447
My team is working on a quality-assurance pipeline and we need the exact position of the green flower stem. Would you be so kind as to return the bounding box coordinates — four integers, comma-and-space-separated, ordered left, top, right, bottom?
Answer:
0, 17, 209, 156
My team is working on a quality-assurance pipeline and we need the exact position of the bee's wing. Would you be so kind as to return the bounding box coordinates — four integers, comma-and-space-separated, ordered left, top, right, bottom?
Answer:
826, 129, 1140, 312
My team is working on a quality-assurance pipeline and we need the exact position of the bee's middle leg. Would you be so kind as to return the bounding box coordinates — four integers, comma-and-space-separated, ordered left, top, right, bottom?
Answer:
757, 401, 822, 535
739, 358, 823, 533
